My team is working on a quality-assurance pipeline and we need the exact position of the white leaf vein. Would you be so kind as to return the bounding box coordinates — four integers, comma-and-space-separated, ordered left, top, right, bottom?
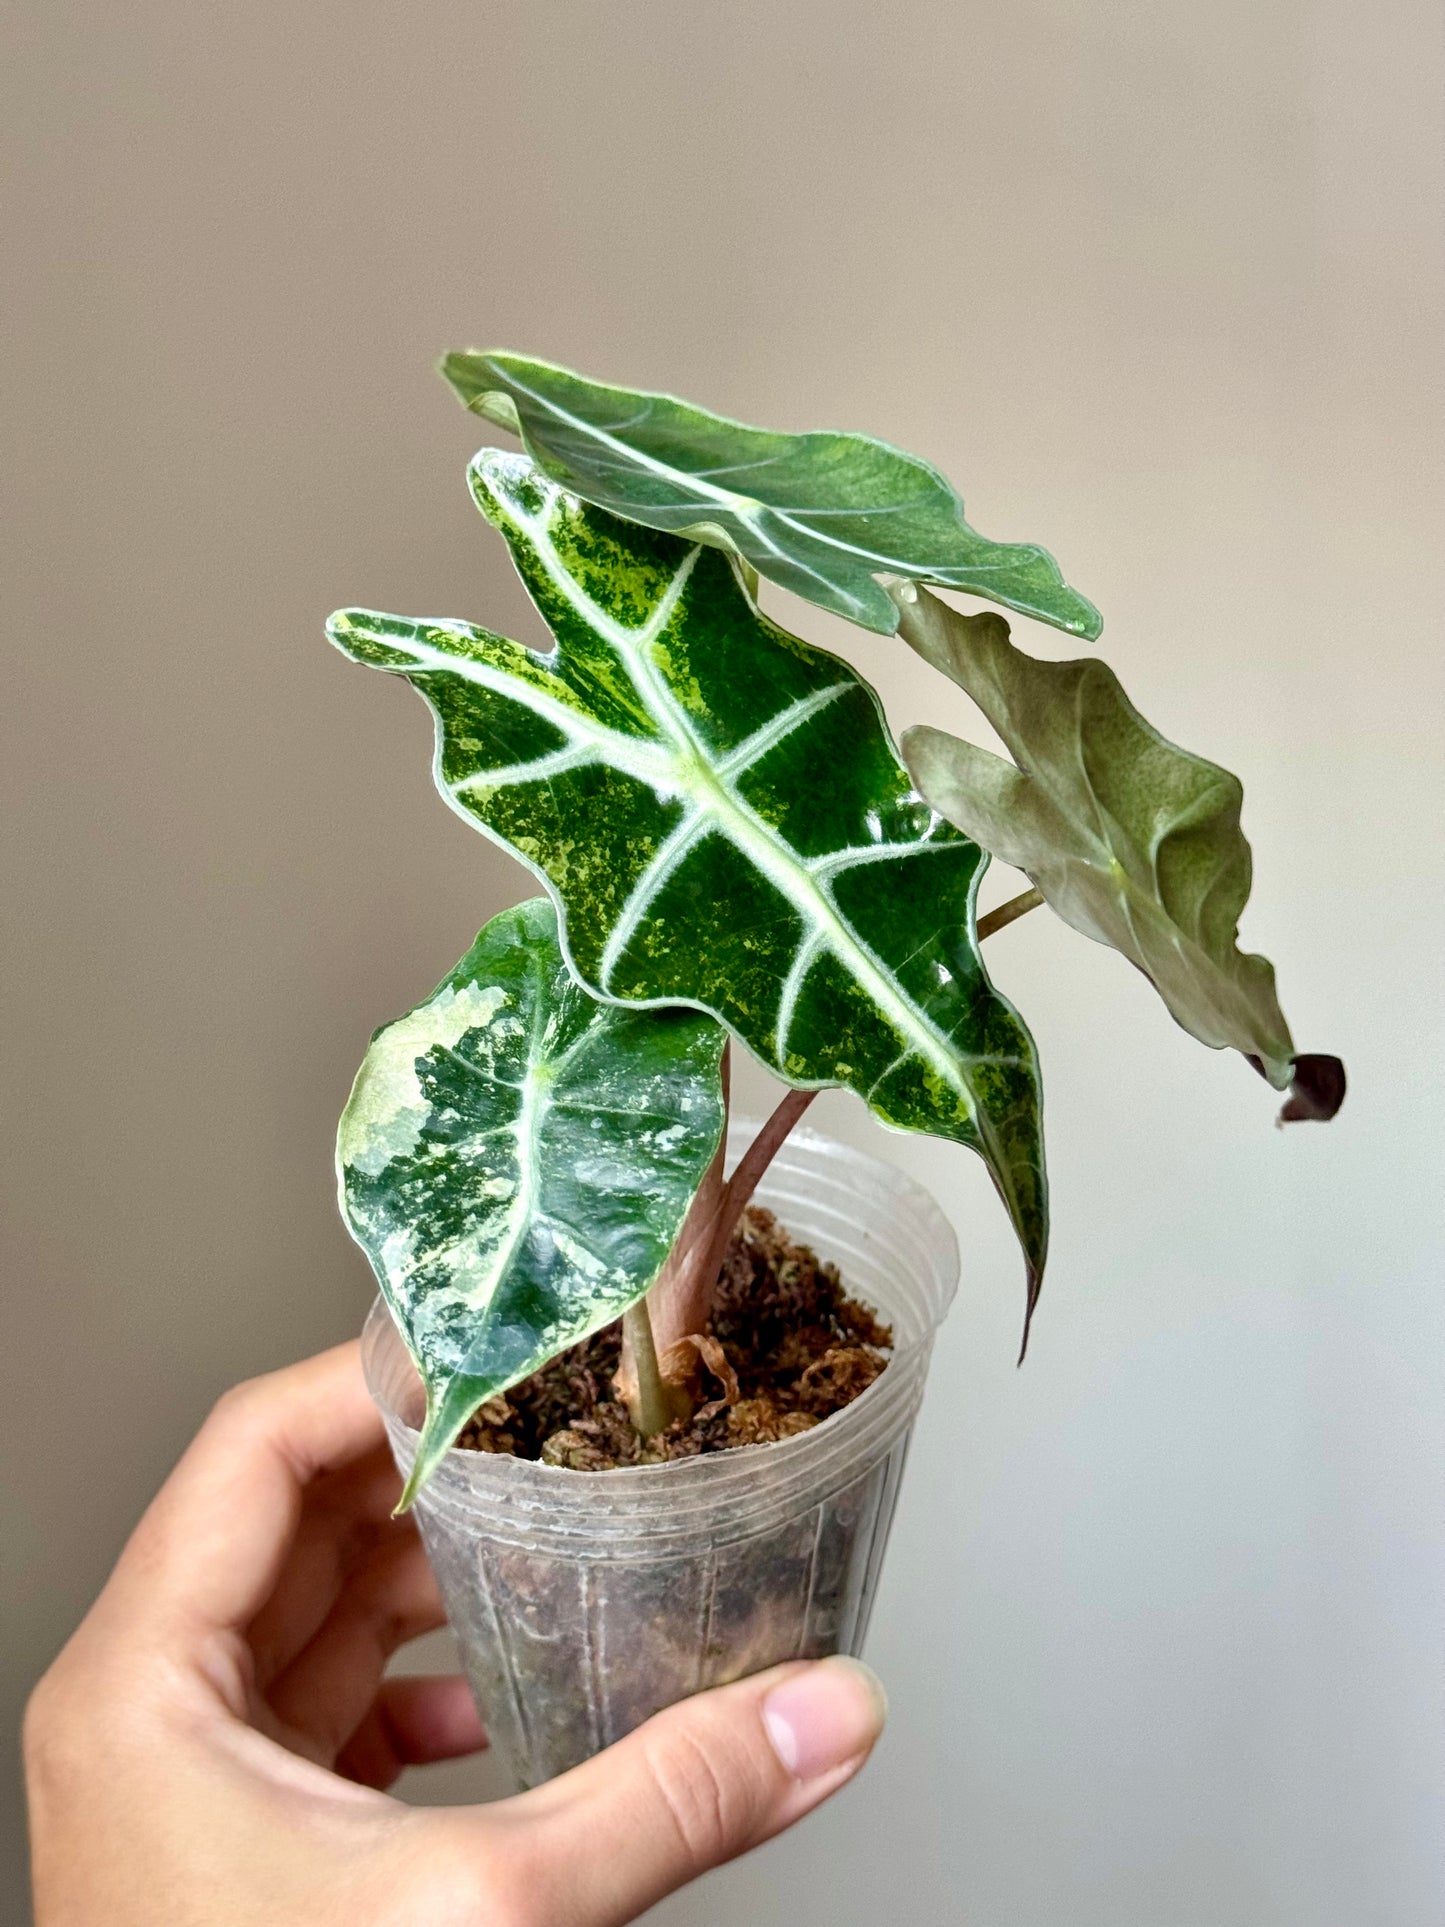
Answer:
499, 476, 983, 1115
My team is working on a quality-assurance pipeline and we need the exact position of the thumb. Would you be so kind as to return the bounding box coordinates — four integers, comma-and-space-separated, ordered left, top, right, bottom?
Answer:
492, 1657, 887, 1927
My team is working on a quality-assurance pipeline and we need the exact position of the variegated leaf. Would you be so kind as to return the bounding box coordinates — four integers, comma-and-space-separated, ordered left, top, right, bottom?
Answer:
440, 349, 1101, 642
893, 584, 1345, 1121
329, 453, 1049, 1313
337, 897, 726, 1504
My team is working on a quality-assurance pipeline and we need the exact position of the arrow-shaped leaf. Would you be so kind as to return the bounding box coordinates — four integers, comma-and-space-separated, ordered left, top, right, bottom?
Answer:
440, 349, 1101, 642
893, 584, 1344, 1120
337, 896, 727, 1504
329, 453, 1049, 1316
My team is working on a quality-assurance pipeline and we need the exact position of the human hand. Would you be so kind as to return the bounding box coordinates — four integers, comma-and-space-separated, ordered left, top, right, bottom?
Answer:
24, 1343, 887, 1925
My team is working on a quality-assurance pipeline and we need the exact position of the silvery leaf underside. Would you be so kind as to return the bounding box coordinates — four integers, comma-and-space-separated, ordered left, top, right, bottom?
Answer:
894, 584, 1344, 1122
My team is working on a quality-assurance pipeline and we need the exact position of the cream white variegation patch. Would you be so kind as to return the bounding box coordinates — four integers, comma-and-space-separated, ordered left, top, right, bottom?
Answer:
341, 981, 507, 1177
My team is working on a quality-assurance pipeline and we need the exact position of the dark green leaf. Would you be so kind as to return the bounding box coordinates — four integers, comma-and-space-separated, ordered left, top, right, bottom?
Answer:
337, 897, 727, 1503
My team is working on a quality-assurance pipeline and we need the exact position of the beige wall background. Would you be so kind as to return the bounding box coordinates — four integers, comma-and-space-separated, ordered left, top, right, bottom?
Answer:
4, 2, 1442, 1920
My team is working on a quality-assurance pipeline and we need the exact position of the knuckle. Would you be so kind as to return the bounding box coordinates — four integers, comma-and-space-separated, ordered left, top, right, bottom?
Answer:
641, 1717, 770, 1867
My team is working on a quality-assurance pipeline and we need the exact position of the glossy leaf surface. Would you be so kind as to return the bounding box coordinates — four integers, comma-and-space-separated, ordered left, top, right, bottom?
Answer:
440, 349, 1101, 641
329, 454, 1048, 1307
894, 585, 1344, 1118
337, 897, 727, 1503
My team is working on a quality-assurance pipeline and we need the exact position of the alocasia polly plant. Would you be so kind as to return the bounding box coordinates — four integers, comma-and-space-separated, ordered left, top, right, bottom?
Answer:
332, 351, 1344, 1499
329, 454, 1047, 1295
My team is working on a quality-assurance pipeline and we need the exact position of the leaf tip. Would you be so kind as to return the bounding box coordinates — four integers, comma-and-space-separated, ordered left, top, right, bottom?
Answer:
1248, 1051, 1347, 1124
437, 349, 522, 435
1069, 593, 1105, 644
324, 609, 365, 661
1279, 1053, 1347, 1124
1016, 1257, 1044, 1366
399, 1419, 453, 1513
436, 349, 479, 407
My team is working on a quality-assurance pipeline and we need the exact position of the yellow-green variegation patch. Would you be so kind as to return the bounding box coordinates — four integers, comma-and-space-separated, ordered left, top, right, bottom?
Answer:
329, 455, 1049, 1317
337, 897, 726, 1504
440, 349, 1100, 642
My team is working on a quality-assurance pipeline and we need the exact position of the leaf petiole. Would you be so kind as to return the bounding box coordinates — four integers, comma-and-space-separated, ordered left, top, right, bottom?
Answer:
641, 881, 1044, 1402
621, 1297, 678, 1438
976, 886, 1044, 941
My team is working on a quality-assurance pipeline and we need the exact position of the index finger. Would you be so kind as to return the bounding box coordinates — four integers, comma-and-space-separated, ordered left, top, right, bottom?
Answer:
98, 1342, 386, 1652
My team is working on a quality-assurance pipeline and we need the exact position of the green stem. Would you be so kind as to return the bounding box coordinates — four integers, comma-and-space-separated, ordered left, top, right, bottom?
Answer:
621, 1296, 673, 1438
976, 885, 1043, 941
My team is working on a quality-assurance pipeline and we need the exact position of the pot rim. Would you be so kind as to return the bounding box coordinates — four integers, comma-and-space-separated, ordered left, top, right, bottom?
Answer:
362, 1120, 959, 1492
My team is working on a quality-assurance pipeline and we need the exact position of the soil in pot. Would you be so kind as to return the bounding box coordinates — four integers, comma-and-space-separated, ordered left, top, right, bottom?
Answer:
454, 1206, 894, 1467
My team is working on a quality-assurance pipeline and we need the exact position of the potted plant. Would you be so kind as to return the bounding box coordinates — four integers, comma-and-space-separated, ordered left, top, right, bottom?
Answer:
329, 353, 1344, 1789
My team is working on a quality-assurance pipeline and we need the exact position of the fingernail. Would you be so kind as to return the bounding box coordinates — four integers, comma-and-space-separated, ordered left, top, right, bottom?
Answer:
762, 1657, 888, 1781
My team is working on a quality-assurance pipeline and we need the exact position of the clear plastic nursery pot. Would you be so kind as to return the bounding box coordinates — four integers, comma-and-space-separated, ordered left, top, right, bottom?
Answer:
361, 1125, 959, 1789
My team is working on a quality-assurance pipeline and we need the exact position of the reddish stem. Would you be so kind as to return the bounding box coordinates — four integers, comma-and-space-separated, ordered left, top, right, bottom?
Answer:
706, 1086, 816, 1274
720, 1086, 816, 1233
637, 884, 1039, 1382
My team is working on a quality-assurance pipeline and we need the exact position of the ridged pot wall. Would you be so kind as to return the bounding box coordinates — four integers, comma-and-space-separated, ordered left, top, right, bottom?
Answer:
363, 1126, 959, 1788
